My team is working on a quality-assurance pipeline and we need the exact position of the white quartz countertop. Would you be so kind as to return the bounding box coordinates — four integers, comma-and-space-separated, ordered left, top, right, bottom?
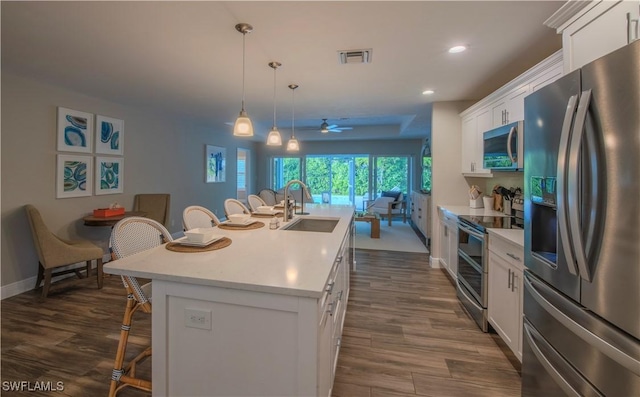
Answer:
488, 228, 524, 248
438, 205, 507, 217
104, 204, 354, 299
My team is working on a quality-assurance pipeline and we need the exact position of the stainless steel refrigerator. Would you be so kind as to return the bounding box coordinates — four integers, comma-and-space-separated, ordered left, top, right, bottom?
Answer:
522, 40, 640, 396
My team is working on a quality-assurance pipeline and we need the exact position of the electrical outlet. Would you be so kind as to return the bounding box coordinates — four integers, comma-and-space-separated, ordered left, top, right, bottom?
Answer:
184, 308, 212, 330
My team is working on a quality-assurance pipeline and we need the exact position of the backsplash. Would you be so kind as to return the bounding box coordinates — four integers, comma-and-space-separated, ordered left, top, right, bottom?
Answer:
465, 172, 524, 198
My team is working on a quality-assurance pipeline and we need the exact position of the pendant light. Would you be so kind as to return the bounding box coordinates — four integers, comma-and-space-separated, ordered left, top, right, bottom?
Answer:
286, 84, 300, 151
266, 62, 283, 146
233, 23, 254, 137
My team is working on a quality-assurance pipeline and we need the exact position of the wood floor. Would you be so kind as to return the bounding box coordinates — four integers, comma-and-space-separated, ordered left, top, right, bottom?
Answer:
1, 249, 520, 396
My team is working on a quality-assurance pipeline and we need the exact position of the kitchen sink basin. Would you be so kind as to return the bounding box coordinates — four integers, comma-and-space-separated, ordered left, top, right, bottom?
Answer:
280, 217, 339, 233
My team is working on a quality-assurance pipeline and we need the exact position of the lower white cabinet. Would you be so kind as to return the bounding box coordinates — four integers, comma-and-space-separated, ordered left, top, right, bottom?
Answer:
410, 191, 431, 239
438, 208, 458, 282
487, 232, 524, 362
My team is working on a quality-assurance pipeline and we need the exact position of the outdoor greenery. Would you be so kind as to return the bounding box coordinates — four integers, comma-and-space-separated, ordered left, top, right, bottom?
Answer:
272, 155, 412, 202
422, 156, 432, 192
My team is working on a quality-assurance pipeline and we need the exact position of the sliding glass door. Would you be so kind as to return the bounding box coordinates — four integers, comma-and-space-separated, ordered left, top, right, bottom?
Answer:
272, 157, 301, 190
305, 155, 369, 206
373, 156, 409, 196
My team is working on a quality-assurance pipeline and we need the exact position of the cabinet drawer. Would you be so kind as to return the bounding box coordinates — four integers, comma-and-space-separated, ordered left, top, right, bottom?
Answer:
489, 235, 524, 271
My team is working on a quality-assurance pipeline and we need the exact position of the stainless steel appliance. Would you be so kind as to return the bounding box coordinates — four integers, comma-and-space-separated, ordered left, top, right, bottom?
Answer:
456, 214, 514, 332
522, 40, 640, 396
482, 120, 523, 170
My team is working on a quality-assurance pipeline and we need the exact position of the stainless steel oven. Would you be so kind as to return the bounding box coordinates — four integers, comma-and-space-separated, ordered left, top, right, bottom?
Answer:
456, 216, 489, 332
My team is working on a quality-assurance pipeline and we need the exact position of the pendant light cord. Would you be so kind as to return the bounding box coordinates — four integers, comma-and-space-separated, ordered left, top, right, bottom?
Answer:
241, 32, 246, 111
291, 87, 295, 138
272, 67, 277, 127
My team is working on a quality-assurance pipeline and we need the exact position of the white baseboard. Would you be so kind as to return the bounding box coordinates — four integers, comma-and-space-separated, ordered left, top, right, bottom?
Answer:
1, 254, 111, 300
429, 256, 441, 268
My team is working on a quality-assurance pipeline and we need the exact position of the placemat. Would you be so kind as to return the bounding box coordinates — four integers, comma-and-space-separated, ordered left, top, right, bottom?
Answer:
251, 212, 284, 218
218, 221, 265, 230
165, 237, 232, 253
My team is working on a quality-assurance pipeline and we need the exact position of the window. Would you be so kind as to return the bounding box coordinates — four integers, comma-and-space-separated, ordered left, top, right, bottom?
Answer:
271, 157, 301, 190
237, 148, 249, 201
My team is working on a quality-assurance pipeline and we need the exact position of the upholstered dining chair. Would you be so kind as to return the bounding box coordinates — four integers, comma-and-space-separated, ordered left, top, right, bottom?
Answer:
108, 216, 173, 397
247, 194, 268, 212
182, 205, 221, 230
133, 193, 171, 227
223, 198, 250, 218
25, 204, 104, 298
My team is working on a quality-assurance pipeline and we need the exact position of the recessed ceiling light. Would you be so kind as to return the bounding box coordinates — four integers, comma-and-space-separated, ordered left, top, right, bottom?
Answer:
448, 45, 467, 54
422, 90, 435, 95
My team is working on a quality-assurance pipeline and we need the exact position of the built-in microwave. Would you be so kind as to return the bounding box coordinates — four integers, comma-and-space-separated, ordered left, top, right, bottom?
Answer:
482, 120, 523, 170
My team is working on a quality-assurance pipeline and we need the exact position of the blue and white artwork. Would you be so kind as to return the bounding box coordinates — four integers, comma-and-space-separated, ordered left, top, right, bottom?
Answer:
56, 154, 93, 198
206, 145, 226, 183
57, 107, 93, 153
95, 157, 124, 195
95, 115, 124, 155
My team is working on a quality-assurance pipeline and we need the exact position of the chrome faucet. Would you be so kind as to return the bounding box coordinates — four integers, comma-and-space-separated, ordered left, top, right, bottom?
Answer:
282, 179, 312, 222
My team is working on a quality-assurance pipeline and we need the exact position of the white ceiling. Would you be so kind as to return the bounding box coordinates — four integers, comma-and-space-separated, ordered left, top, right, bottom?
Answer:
1, 1, 564, 142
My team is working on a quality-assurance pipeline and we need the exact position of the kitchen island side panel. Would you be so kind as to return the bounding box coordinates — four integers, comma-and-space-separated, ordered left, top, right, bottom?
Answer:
153, 280, 321, 396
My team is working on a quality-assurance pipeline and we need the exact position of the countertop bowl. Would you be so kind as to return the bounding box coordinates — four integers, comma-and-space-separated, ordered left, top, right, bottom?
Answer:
228, 213, 251, 225
184, 227, 217, 243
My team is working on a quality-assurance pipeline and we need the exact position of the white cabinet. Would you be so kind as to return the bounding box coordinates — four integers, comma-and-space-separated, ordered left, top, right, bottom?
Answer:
460, 50, 563, 176
410, 191, 431, 239
487, 232, 524, 362
490, 85, 529, 128
461, 108, 491, 175
438, 208, 458, 282
548, 0, 640, 73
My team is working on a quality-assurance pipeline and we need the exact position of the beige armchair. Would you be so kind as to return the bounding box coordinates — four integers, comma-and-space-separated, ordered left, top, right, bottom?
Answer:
133, 193, 170, 227
365, 192, 407, 226
25, 204, 104, 298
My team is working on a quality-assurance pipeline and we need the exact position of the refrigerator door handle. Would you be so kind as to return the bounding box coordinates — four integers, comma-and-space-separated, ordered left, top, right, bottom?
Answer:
523, 322, 595, 397
556, 94, 579, 276
525, 274, 640, 377
506, 126, 516, 163
568, 89, 593, 282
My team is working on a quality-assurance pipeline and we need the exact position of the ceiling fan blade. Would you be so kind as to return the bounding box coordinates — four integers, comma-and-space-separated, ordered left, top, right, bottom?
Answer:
327, 124, 338, 129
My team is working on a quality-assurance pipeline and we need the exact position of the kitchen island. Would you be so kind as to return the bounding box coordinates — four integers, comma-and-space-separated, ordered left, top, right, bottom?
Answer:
104, 204, 355, 397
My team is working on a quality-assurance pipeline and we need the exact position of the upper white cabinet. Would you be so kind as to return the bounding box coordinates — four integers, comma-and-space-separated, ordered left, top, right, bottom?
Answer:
546, 0, 640, 72
490, 85, 529, 128
459, 51, 563, 177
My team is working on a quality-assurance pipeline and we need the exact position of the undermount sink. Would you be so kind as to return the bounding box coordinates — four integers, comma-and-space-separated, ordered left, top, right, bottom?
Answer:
280, 217, 339, 233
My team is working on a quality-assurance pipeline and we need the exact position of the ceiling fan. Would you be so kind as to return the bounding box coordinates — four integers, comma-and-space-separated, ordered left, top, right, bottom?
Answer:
319, 118, 353, 133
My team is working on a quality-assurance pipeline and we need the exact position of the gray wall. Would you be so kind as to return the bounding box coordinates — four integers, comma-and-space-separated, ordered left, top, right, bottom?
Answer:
1, 72, 259, 294
256, 138, 424, 193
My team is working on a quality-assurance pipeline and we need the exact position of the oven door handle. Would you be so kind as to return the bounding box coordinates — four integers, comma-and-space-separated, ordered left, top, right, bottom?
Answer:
457, 222, 485, 240
456, 280, 484, 312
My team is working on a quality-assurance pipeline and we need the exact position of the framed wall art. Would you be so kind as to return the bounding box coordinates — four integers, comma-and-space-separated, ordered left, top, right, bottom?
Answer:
95, 115, 124, 155
205, 145, 226, 183
56, 154, 93, 198
95, 157, 124, 195
57, 107, 93, 153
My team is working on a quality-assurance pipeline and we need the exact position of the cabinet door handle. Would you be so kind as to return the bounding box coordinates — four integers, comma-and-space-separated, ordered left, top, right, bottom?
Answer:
511, 272, 516, 292
507, 268, 512, 289
505, 110, 509, 124
506, 252, 521, 262
325, 281, 335, 293
628, 12, 639, 43
327, 301, 335, 316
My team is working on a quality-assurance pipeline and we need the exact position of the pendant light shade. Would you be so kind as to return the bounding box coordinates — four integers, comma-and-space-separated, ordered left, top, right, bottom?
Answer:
266, 61, 282, 146
287, 84, 300, 152
233, 23, 254, 137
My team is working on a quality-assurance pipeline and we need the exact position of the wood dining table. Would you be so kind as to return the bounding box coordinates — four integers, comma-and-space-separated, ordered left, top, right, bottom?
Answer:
82, 211, 147, 227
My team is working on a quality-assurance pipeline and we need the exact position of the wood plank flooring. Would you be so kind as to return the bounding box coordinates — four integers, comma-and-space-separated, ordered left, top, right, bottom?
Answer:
1, 249, 520, 396
333, 249, 521, 397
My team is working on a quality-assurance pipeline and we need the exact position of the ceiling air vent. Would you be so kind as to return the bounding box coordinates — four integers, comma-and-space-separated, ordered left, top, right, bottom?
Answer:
337, 49, 372, 64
